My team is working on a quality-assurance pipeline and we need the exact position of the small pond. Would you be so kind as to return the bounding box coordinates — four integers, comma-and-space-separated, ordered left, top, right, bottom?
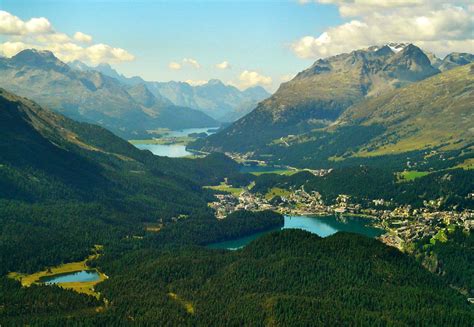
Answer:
39, 270, 100, 284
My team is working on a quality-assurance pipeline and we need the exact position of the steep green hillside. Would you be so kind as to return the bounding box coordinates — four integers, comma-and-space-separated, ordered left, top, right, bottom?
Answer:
0, 88, 239, 273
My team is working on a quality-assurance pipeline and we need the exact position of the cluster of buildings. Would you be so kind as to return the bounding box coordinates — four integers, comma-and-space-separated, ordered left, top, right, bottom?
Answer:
209, 191, 273, 219
377, 208, 473, 250
208, 186, 356, 218
208, 185, 473, 250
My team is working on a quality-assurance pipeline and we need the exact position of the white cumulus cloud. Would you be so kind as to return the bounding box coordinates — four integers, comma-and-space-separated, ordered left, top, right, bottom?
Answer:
169, 61, 182, 70
280, 73, 296, 83
0, 10, 134, 64
292, 1, 474, 59
73, 31, 92, 43
84, 43, 134, 63
35, 32, 70, 43
183, 57, 201, 69
0, 10, 52, 35
0, 41, 30, 57
185, 79, 208, 86
216, 60, 231, 69
238, 70, 272, 89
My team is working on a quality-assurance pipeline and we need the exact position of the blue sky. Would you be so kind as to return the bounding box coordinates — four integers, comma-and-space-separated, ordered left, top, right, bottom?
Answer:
0, 1, 472, 91
0, 0, 341, 91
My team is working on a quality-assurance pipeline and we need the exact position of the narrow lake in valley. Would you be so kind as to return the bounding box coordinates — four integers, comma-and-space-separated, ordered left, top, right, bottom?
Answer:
135, 143, 193, 157
39, 270, 100, 284
134, 127, 218, 157
207, 215, 384, 250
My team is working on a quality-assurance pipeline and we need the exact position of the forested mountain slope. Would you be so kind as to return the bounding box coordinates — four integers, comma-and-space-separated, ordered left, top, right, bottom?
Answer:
5, 231, 473, 325
0, 88, 238, 273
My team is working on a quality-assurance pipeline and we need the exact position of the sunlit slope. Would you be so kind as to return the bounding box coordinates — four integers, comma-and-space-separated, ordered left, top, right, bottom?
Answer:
339, 64, 474, 156
192, 44, 442, 152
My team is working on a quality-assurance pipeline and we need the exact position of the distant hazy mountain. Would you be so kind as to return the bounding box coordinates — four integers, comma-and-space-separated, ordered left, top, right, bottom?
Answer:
436, 53, 474, 72
192, 44, 473, 154
0, 49, 217, 138
73, 61, 271, 121
147, 79, 270, 121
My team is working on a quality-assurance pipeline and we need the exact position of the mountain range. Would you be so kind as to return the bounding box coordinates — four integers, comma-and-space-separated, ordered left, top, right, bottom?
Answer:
191, 44, 474, 167
69, 61, 270, 121
0, 49, 221, 138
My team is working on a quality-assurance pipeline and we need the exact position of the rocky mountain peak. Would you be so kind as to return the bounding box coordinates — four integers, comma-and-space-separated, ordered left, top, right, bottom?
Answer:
386, 42, 409, 53
439, 52, 474, 71
384, 43, 439, 80
374, 45, 394, 57
11, 49, 70, 73
68, 60, 91, 71
206, 79, 224, 86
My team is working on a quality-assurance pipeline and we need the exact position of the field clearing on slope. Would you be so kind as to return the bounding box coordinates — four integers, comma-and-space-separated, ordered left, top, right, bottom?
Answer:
204, 182, 244, 196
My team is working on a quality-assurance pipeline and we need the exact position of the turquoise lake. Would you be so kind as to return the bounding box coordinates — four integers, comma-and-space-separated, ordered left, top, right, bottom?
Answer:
135, 143, 193, 157
39, 270, 100, 284
134, 127, 218, 157
207, 215, 384, 250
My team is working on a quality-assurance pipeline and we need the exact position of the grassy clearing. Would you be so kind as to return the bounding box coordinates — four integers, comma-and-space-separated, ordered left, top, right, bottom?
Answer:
250, 169, 299, 176
8, 245, 107, 298
398, 170, 430, 182
356, 135, 445, 157
264, 187, 292, 200
144, 223, 163, 233
453, 158, 474, 170
430, 229, 448, 244
168, 292, 195, 314
146, 128, 172, 135
204, 182, 244, 196
396, 159, 472, 183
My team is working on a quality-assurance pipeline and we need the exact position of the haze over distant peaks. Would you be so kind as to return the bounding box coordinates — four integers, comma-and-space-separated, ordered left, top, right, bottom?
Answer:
0, 49, 217, 138
68, 60, 271, 122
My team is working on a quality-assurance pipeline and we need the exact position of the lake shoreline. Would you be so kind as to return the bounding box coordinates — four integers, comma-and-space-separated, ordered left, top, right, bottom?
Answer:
207, 214, 384, 250
130, 127, 218, 157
